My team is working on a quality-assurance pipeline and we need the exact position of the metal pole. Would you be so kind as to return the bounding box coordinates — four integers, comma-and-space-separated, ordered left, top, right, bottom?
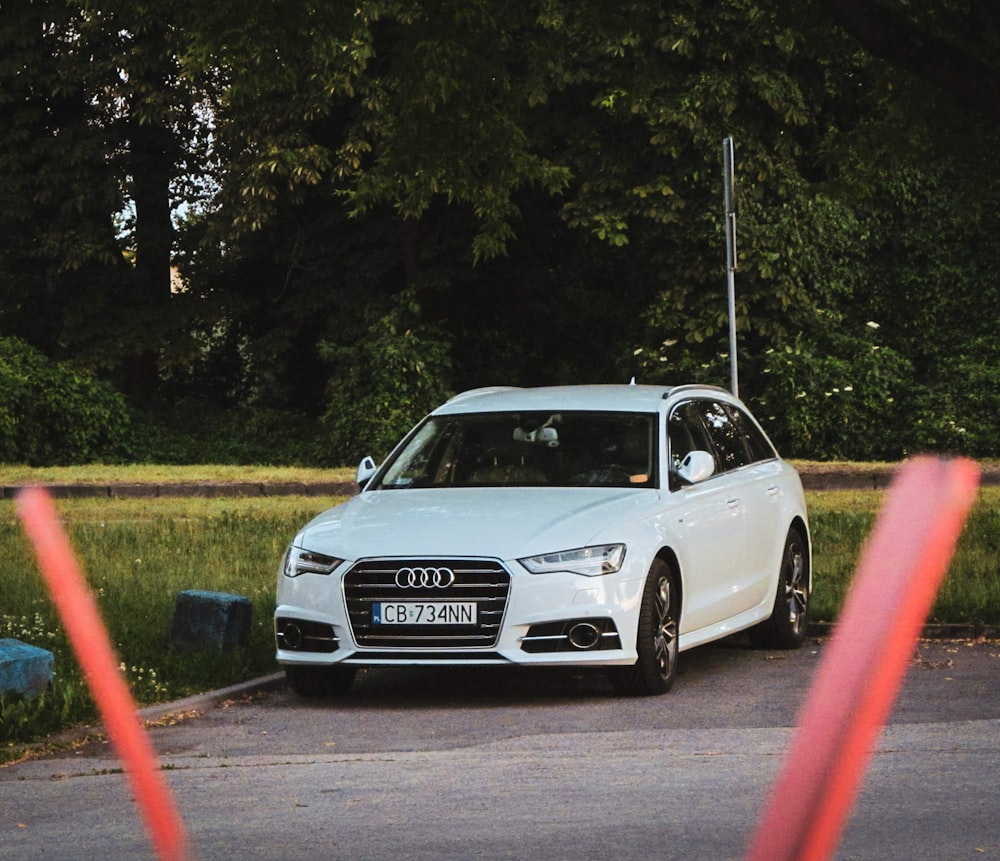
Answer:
723, 137, 738, 398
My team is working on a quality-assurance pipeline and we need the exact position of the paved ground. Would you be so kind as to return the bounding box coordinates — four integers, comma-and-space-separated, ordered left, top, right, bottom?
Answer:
2, 635, 998, 860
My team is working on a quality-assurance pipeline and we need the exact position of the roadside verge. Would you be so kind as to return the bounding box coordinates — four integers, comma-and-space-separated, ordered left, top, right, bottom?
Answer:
4, 463, 998, 498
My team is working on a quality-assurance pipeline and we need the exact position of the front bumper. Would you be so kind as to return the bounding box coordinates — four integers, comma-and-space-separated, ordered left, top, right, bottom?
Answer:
275, 555, 644, 668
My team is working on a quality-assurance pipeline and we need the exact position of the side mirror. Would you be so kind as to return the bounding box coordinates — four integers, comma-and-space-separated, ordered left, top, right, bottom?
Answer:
356, 456, 377, 488
676, 450, 715, 486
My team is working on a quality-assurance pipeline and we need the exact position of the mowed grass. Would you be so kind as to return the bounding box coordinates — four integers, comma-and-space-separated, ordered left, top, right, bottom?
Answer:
1, 494, 346, 758
1, 476, 997, 757
0, 464, 356, 485
807, 487, 1000, 623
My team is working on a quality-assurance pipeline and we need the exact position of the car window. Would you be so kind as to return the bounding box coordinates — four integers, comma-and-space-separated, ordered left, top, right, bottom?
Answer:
667, 401, 717, 474
377, 411, 657, 489
668, 399, 763, 481
724, 404, 776, 463
700, 401, 752, 471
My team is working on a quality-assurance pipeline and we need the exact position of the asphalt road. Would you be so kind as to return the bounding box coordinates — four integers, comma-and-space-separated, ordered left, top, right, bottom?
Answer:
2, 635, 998, 861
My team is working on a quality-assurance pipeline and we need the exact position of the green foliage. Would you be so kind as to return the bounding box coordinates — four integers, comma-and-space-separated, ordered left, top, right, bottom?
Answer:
754, 325, 915, 460
936, 504, 1000, 625
907, 337, 1000, 456
807, 507, 875, 623
1, 1, 999, 463
320, 292, 454, 463
129, 401, 329, 465
0, 338, 133, 465
0, 0, 205, 387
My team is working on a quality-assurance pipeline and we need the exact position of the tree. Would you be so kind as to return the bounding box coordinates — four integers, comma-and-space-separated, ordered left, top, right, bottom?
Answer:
818, 0, 1000, 122
2, 0, 999, 459
0, 0, 211, 398
183, 1, 856, 378
0, 0, 126, 355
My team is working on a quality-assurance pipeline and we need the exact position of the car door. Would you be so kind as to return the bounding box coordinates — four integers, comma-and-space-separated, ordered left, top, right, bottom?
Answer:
721, 403, 788, 610
666, 400, 748, 635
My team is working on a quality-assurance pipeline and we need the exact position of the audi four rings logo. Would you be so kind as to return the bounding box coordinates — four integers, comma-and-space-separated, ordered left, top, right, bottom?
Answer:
394, 567, 456, 588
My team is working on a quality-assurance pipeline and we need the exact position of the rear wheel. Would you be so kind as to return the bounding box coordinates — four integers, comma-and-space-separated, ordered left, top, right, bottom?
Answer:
748, 526, 809, 649
610, 559, 680, 696
285, 664, 357, 697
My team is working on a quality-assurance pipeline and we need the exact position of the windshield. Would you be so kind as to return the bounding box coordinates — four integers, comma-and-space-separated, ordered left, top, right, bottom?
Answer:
376, 411, 657, 489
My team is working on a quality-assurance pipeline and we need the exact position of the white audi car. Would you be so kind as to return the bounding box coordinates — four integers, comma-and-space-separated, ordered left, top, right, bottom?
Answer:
275, 384, 810, 696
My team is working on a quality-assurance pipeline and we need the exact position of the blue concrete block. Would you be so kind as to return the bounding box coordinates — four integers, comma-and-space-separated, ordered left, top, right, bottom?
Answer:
170, 590, 252, 651
0, 638, 54, 698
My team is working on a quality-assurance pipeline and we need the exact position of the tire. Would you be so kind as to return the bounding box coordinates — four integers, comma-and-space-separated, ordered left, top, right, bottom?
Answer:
610, 559, 680, 696
748, 526, 809, 649
285, 664, 357, 697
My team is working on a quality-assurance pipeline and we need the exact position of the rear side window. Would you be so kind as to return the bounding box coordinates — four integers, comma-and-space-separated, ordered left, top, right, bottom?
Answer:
667, 399, 775, 482
724, 404, 777, 462
700, 402, 751, 471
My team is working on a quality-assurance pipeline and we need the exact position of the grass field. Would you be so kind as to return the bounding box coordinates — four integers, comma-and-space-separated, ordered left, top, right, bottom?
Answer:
0, 493, 345, 757
807, 487, 1000, 625
1, 467, 997, 757
0, 464, 358, 485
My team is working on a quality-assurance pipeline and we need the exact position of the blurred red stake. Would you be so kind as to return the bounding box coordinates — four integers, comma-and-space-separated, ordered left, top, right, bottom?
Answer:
745, 456, 980, 861
17, 487, 192, 861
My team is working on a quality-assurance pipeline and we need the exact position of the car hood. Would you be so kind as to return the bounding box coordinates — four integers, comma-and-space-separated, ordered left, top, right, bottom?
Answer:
295, 487, 661, 561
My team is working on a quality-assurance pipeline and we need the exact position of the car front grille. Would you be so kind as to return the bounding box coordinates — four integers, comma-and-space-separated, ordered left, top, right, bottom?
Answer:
343, 558, 511, 648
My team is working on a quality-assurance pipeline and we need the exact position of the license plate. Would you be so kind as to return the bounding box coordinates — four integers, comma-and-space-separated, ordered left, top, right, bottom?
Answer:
372, 602, 477, 625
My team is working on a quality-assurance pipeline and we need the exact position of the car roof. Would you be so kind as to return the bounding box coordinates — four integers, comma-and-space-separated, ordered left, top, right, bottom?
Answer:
434, 384, 735, 415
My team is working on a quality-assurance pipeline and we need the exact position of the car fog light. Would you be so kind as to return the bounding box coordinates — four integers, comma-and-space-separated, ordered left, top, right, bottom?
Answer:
567, 622, 602, 650
281, 621, 304, 650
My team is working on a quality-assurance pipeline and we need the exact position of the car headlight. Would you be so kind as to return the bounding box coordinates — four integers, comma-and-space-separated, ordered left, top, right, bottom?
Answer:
519, 544, 625, 577
282, 545, 343, 577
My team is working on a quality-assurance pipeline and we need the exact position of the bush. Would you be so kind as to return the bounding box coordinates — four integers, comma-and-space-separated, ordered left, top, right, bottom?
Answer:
750, 325, 1000, 461
0, 337, 133, 465
320, 293, 454, 464
752, 325, 915, 460
907, 337, 1000, 457
129, 400, 329, 465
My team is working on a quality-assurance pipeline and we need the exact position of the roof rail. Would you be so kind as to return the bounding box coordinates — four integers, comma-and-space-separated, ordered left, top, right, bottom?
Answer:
445, 386, 522, 405
665, 383, 735, 399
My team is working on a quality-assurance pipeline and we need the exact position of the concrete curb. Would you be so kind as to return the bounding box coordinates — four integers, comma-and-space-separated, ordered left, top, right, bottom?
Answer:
806, 621, 1000, 642
798, 468, 1000, 491
137, 671, 288, 725
5, 672, 289, 758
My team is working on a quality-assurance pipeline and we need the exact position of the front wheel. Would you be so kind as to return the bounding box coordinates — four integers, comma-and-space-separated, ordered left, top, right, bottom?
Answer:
748, 526, 809, 649
610, 559, 680, 696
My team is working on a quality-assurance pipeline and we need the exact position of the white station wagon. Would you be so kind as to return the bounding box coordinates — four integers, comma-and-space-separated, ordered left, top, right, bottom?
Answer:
275, 384, 810, 696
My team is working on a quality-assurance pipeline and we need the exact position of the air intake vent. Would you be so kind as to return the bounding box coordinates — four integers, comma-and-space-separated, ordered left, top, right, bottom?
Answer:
275, 617, 339, 653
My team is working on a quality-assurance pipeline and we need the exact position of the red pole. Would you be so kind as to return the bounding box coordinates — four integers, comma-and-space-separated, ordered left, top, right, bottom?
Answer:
17, 487, 192, 861
745, 456, 980, 861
